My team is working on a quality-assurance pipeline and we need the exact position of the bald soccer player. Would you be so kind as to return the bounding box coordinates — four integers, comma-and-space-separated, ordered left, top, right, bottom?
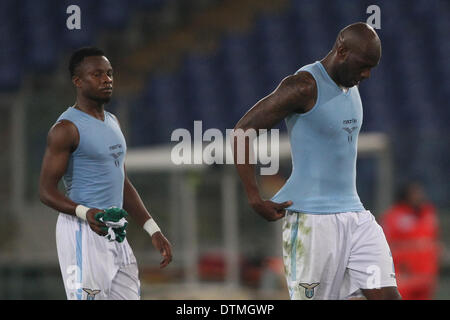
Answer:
233, 23, 401, 300
39, 47, 172, 300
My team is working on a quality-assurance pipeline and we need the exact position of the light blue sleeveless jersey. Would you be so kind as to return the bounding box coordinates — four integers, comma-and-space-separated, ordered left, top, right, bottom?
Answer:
57, 107, 126, 210
272, 61, 365, 214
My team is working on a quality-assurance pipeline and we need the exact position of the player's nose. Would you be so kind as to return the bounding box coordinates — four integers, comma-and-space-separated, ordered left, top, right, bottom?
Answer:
102, 73, 113, 83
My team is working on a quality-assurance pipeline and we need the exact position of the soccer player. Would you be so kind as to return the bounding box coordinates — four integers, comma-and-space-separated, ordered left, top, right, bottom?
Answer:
233, 23, 401, 300
39, 47, 172, 300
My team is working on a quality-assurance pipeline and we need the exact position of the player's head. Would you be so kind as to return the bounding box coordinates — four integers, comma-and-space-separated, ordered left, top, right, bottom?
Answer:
396, 181, 426, 208
332, 22, 381, 88
69, 47, 113, 103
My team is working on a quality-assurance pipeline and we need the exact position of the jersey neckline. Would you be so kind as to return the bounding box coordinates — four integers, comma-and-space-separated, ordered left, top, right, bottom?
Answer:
316, 61, 352, 96
70, 106, 107, 123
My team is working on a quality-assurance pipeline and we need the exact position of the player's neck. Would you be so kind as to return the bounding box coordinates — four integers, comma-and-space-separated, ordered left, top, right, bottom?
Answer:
321, 54, 348, 92
74, 97, 105, 121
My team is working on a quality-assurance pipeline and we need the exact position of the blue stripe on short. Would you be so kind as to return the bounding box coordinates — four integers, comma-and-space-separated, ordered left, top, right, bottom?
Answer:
76, 220, 83, 300
289, 213, 300, 298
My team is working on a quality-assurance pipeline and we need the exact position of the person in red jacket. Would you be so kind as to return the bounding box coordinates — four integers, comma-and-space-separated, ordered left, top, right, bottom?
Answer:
380, 182, 440, 300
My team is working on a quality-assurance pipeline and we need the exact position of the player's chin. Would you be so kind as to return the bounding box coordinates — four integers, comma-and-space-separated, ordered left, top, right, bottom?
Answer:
344, 80, 359, 88
96, 93, 112, 103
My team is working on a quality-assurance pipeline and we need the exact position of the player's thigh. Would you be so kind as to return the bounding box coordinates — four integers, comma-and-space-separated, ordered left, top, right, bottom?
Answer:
282, 212, 350, 300
361, 286, 402, 300
57, 216, 119, 300
109, 263, 141, 300
56, 215, 85, 300
345, 211, 398, 298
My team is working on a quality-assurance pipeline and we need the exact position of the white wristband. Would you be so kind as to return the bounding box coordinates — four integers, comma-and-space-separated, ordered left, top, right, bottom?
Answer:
75, 205, 90, 221
143, 218, 161, 236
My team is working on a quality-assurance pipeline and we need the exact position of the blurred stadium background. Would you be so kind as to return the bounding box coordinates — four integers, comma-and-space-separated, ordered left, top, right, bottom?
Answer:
0, 0, 449, 299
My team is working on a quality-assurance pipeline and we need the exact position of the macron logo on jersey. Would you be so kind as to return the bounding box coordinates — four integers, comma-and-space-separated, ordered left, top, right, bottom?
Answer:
342, 119, 359, 143
109, 144, 124, 167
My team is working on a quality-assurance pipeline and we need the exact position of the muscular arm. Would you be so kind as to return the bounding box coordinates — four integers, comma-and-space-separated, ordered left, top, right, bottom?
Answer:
233, 72, 317, 220
39, 120, 106, 235
39, 120, 79, 215
235, 72, 316, 131
123, 168, 172, 268
116, 119, 172, 267
122, 170, 153, 227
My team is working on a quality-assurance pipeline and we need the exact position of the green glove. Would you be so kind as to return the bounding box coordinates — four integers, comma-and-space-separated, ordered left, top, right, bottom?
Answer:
95, 207, 128, 243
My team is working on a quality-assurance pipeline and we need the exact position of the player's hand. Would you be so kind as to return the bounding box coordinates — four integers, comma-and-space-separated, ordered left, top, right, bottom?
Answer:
250, 199, 292, 222
151, 232, 173, 268
86, 208, 107, 236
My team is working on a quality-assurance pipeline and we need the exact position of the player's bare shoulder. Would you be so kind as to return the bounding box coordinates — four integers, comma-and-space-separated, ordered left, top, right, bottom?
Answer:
47, 119, 79, 152
278, 71, 317, 114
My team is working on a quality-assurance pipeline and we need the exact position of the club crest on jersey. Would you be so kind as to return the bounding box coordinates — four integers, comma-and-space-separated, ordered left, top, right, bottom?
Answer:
342, 126, 358, 142
299, 282, 320, 299
83, 288, 101, 300
342, 119, 358, 143
109, 144, 124, 167
110, 152, 123, 167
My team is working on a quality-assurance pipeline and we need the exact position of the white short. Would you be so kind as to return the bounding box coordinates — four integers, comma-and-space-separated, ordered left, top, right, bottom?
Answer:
282, 210, 397, 300
56, 214, 140, 300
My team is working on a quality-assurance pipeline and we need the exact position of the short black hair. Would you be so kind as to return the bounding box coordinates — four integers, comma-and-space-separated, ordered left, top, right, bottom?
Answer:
69, 47, 105, 78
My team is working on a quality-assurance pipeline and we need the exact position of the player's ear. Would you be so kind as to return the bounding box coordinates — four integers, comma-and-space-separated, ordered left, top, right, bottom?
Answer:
72, 75, 82, 88
336, 44, 349, 59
